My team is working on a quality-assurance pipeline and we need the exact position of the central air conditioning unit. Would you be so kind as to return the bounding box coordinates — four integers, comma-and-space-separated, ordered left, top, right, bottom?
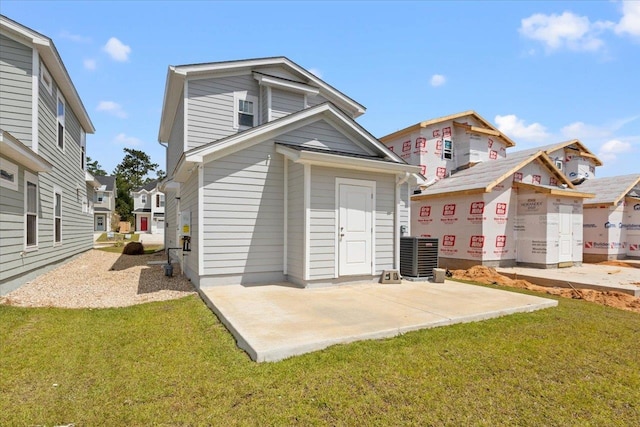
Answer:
400, 237, 439, 279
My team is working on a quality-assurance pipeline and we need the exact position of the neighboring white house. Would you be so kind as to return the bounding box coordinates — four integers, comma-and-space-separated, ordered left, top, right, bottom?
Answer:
158, 57, 420, 288
131, 179, 165, 234
0, 15, 95, 294
380, 111, 594, 269
93, 175, 116, 232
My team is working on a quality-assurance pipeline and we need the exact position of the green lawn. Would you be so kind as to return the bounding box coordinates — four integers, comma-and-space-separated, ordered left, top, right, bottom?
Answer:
1, 287, 639, 425
95, 232, 140, 242
96, 244, 163, 254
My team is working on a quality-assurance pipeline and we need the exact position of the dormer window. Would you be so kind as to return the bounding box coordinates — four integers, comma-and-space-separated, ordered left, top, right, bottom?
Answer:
233, 92, 258, 129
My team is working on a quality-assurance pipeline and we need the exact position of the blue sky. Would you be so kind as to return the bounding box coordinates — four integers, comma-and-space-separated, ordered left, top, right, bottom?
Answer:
4, 1, 639, 178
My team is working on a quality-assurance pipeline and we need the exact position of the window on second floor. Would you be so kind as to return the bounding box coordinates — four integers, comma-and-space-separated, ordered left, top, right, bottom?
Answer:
443, 139, 453, 160
233, 92, 258, 129
97, 192, 104, 203
81, 130, 86, 170
57, 93, 66, 150
156, 194, 165, 208
41, 64, 53, 95
141, 194, 147, 204
555, 160, 563, 170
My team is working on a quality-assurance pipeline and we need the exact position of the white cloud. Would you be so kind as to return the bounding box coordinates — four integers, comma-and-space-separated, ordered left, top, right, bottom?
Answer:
519, 11, 613, 52
430, 74, 446, 87
103, 37, 131, 61
97, 101, 127, 118
308, 68, 323, 79
598, 139, 632, 162
560, 121, 610, 139
495, 114, 550, 141
616, 0, 640, 38
59, 30, 91, 43
83, 59, 97, 71
114, 133, 142, 146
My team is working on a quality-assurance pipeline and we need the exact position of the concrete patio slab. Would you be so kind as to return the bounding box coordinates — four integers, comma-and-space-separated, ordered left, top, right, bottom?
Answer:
198, 280, 557, 362
496, 263, 640, 297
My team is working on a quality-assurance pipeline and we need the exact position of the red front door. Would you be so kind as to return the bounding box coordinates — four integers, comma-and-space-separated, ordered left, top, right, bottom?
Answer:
140, 216, 148, 231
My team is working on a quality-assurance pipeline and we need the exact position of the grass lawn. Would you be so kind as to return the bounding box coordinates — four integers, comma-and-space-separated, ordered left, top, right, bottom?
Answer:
97, 244, 164, 254
95, 232, 140, 243
1, 287, 639, 425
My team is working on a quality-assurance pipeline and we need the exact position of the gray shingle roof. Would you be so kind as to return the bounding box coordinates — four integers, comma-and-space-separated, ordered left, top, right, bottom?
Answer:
95, 175, 115, 192
133, 179, 159, 192
577, 174, 640, 206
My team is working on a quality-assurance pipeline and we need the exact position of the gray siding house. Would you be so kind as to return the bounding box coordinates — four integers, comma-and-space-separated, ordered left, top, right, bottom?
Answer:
0, 16, 95, 294
158, 57, 420, 288
93, 175, 116, 232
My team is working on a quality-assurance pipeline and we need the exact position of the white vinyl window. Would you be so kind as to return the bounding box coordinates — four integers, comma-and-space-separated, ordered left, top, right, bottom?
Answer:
156, 194, 165, 208
57, 93, 66, 150
41, 64, 53, 95
233, 92, 258, 129
25, 171, 38, 249
555, 160, 563, 170
81, 130, 86, 170
0, 158, 19, 191
141, 194, 147, 204
54, 187, 62, 244
97, 192, 104, 203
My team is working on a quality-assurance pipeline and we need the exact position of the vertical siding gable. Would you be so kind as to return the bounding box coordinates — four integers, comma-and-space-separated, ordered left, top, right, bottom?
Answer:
0, 33, 33, 145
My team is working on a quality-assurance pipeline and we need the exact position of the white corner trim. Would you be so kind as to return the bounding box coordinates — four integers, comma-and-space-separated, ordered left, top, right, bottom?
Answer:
283, 158, 288, 275
303, 163, 311, 281
198, 165, 204, 277
267, 86, 272, 122
31, 49, 39, 153
183, 80, 189, 154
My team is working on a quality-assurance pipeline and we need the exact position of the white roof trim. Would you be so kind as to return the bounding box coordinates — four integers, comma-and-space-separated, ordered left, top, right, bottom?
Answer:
158, 57, 366, 142
0, 129, 52, 172
185, 103, 402, 164
0, 16, 95, 134
254, 73, 320, 95
276, 144, 420, 175
85, 171, 101, 187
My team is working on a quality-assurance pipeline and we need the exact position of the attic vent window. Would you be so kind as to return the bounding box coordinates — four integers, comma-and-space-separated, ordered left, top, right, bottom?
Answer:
555, 160, 563, 170
443, 139, 453, 160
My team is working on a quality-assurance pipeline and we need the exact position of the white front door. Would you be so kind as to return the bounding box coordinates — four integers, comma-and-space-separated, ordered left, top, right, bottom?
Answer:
338, 181, 374, 276
558, 205, 573, 263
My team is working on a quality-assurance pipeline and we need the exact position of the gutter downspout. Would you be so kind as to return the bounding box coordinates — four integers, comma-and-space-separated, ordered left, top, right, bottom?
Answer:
395, 172, 411, 270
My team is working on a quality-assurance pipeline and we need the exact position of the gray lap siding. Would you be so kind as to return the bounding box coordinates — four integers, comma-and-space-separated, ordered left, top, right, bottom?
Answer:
0, 34, 32, 146
201, 141, 284, 277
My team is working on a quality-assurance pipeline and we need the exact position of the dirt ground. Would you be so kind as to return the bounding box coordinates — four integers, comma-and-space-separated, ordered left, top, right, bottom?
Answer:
452, 265, 640, 314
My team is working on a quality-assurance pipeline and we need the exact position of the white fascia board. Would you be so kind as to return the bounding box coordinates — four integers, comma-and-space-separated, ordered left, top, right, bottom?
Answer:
189, 106, 328, 163
85, 171, 101, 187
324, 109, 405, 163
158, 67, 186, 142
0, 130, 52, 172
276, 144, 421, 175
172, 57, 365, 117
254, 73, 319, 95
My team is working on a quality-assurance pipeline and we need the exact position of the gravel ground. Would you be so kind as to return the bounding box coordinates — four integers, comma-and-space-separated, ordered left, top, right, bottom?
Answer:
0, 249, 196, 309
